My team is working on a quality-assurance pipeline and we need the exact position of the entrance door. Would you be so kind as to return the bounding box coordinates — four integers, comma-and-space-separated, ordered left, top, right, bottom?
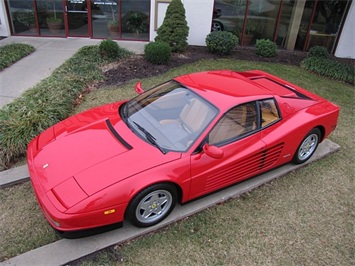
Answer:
65, 0, 90, 37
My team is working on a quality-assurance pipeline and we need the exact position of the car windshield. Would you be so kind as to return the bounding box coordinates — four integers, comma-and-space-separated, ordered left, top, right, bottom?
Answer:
122, 80, 218, 153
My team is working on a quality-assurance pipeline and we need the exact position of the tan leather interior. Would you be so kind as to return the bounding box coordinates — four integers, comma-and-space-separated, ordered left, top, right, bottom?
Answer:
209, 117, 245, 144
160, 98, 214, 133
261, 101, 279, 127
209, 104, 256, 144
180, 98, 213, 132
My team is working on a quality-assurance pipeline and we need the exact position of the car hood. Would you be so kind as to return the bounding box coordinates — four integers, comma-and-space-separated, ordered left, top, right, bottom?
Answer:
29, 102, 181, 196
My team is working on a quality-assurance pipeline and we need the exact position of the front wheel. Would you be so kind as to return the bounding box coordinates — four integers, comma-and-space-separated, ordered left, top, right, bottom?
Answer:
126, 183, 177, 228
292, 128, 321, 164
211, 20, 224, 31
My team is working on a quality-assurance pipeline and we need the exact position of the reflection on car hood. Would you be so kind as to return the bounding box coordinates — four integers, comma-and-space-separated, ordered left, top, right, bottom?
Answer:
29, 102, 181, 195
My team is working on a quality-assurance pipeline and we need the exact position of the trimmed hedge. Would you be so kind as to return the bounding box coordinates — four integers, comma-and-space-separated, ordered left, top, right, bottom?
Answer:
255, 39, 278, 58
301, 46, 354, 85
205, 31, 238, 55
144, 41, 171, 65
307, 46, 329, 58
0, 43, 131, 170
0, 43, 35, 70
99, 39, 128, 59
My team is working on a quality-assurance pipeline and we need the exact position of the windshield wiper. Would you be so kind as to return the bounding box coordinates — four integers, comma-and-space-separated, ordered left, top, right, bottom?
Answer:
133, 121, 166, 154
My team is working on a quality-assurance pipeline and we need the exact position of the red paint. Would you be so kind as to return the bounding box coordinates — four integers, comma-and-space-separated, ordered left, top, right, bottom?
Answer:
27, 70, 339, 232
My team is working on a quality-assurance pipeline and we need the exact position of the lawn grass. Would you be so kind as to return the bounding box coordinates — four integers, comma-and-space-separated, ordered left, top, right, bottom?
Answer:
1, 59, 353, 264
0, 43, 35, 70
0, 45, 131, 170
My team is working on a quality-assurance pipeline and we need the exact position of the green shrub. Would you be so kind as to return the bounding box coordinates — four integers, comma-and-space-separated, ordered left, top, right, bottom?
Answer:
98, 39, 126, 59
255, 39, 278, 58
0, 45, 131, 170
307, 46, 329, 58
155, 0, 189, 52
205, 31, 238, 55
0, 43, 35, 70
301, 56, 354, 85
144, 42, 171, 65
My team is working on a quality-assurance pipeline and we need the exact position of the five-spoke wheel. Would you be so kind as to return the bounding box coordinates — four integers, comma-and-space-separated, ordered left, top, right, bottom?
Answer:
127, 183, 177, 227
293, 128, 321, 164
211, 20, 224, 31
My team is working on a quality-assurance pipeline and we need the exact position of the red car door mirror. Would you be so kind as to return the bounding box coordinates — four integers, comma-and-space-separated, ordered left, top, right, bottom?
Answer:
203, 143, 224, 159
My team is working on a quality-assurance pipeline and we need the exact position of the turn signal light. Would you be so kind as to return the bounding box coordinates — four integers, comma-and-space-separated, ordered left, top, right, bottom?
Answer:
104, 209, 116, 215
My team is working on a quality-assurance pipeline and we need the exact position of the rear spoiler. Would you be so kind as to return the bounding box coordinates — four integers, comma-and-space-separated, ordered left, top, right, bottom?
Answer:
236, 70, 324, 102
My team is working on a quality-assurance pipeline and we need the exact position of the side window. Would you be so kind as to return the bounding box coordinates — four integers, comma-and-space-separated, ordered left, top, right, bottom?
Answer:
209, 102, 257, 145
260, 99, 280, 127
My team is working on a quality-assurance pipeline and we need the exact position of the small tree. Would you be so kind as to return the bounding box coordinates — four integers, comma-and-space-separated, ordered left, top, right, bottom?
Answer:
155, 0, 189, 52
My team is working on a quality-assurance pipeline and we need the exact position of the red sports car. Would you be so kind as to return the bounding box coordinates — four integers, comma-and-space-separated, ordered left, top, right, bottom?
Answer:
27, 70, 339, 236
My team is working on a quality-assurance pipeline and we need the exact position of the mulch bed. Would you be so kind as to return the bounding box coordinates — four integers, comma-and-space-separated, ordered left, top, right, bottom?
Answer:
100, 46, 308, 87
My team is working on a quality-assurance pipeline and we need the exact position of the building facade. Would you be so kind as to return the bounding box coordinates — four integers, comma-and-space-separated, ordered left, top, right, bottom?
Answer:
0, 0, 353, 58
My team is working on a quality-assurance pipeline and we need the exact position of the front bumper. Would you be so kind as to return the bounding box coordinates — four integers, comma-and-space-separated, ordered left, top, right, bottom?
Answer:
27, 140, 127, 232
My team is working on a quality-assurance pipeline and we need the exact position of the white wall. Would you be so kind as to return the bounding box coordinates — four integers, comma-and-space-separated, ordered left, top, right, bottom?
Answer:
0, 1, 11, 37
150, 0, 214, 46
184, 0, 215, 46
335, 1, 355, 59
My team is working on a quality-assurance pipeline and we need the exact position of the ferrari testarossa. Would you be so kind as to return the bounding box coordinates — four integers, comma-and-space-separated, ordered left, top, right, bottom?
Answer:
27, 70, 339, 236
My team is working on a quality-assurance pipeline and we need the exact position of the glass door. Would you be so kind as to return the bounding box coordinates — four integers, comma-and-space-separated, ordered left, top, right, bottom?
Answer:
6, 0, 38, 35
65, 0, 89, 37
36, 0, 65, 36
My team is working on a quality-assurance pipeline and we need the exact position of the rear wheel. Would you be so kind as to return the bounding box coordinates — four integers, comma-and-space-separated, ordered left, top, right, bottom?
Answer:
292, 128, 321, 164
127, 183, 177, 227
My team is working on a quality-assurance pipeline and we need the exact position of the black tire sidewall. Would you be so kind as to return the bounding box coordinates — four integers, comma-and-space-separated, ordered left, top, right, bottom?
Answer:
212, 21, 224, 31
126, 183, 177, 228
292, 128, 321, 164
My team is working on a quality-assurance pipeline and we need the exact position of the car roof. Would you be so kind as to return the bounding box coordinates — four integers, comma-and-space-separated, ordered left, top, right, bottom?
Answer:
174, 70, 272, 98
174, 70, 314, 110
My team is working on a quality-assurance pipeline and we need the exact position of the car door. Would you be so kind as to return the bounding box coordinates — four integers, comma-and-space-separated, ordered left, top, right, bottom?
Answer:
188, 101, 267, 199
258, 98, 287, 166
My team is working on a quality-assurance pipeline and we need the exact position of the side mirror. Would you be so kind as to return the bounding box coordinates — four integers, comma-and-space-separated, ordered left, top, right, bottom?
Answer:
135, 81, 144, 94
203, 143, 224, 159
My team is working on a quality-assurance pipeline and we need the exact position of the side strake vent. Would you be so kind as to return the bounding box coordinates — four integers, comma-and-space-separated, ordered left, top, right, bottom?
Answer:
105, 119, 133, 150
260, 143, 284, 169
205, 143, 284, 191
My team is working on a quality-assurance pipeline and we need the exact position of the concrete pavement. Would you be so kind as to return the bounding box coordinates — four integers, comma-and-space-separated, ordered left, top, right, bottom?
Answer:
0, 36, 145, 108
0, 139, 340, 266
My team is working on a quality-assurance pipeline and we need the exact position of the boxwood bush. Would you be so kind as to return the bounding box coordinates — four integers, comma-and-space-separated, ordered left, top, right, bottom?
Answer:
0, 43, 35, 70
144, 41, 171, 65
99, 39, 127, 59
301, 55, 354, 85
307, 46, 329, 58
255, 39, 278, 58
0, 43, 131, 170
205, 31, 238, 55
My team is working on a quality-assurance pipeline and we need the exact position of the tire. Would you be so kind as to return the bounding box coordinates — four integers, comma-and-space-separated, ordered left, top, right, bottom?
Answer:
127, 183, 177, 228
292, 128, 321, 164
211, 21, 224, 31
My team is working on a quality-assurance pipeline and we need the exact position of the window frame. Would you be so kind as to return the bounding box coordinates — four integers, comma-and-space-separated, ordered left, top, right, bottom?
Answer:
208, 100, 259, 147
206, 98, 282, 147
258, 97, 282, 129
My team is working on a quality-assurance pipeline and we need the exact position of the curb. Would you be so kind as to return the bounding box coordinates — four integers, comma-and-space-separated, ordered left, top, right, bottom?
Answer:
0, 139, 340, 266
0, 165, 29, 188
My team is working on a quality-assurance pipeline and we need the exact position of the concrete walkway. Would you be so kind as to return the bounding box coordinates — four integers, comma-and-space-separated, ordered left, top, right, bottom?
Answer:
0, 139, 340, 266
0, 36, 145, 108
